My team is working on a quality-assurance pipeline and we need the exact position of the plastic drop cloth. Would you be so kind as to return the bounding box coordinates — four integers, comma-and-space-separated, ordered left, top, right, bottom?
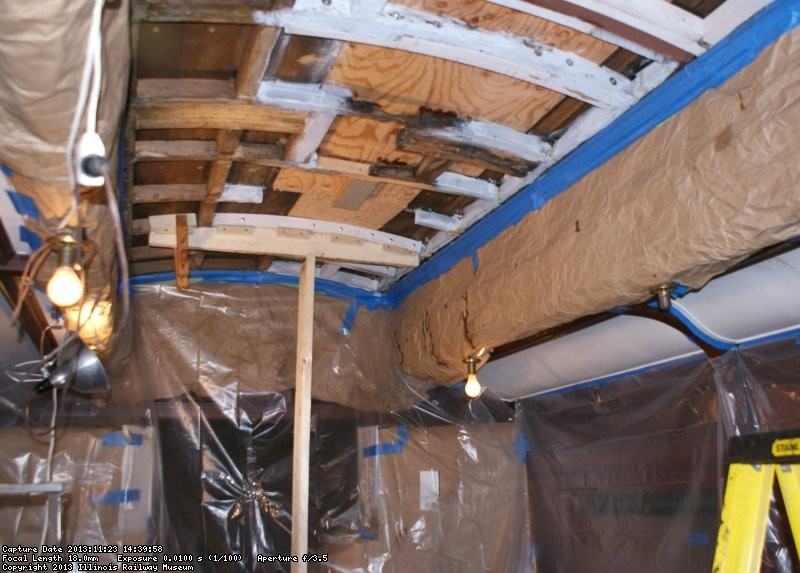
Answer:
519, 336, 800, 573
0, 355, 161, 551
126, 282, 530, 572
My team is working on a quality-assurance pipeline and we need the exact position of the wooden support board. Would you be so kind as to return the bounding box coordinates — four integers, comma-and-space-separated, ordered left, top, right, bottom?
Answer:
174, 214, 190, 289
149, 225, 420, 267
290, 254, 315, 573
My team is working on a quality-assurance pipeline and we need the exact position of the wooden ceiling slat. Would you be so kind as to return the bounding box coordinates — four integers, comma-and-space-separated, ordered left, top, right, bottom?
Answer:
132, 184, 207, 203
134, 101, 306, 132
236, 26, 280, 98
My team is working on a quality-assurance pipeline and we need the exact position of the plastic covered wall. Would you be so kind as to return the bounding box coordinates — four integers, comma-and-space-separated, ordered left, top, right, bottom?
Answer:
126, 282, 530, 572
519, 336, 800, 573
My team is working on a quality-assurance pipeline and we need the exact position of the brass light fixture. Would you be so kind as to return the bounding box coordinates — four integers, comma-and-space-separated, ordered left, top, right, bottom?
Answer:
464, 356, 483, 398
651, 283, 675, 312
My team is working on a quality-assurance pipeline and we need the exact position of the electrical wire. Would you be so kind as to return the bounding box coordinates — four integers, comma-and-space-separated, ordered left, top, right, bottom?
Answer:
39, 386, 58, 547
100, 163, 130, 331
61, 0, 105, 231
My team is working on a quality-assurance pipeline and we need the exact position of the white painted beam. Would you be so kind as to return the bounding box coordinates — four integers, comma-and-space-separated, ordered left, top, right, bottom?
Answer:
552, 0, 705, 56
149, 225, 419, 267
701, 0, 773, 47
414, 210, 465, 233
254, 5, 635, 108
483, 0, 667, 61
285, 112, 337, 163
258, 80, 552, 165
211, 213, 422, 253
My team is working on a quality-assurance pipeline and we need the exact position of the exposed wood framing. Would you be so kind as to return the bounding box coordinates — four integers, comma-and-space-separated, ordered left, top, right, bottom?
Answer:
134, 101, 306, 132
290, 253, 315, 573
285, 112, 337, 163
254, 5, 636, 108
482, 0, 668, 61
530, 0, 705, 57
134, 140, 500, 202
236, 26, 280, 99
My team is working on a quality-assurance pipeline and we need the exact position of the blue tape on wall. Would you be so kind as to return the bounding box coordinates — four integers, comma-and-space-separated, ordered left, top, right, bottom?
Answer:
0, 165, 11, 177
667, 305, 736, 351
6, 190, 40, 220
102, 432, 144, 446
383, 1, 800, 306
97, 489, 141, 505
19, 227, 41, 250
341, 301, 360, 335
130, 270, 388, 310
362, 425, 409, 458
513, 431, 532, 465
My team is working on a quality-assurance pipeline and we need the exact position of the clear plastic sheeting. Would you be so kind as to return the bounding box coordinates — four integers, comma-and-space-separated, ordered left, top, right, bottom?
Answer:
519, 336, 800, 573
128, 282, 530, 572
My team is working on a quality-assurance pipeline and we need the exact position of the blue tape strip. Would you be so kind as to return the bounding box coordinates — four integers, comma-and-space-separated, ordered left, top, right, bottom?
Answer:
19, 227, 41, 250
0, 165, 11, 177
97, 489, 141, 505
689, 533, 712, 546
668, 305, 736, 351
362, 425, 408, 458
383, 1, 800, 306
341, 301, 360, 335
513, 431, 532, 465
130, 270, 388, 310
102, 432, 144, 446
6, 190, 40, 219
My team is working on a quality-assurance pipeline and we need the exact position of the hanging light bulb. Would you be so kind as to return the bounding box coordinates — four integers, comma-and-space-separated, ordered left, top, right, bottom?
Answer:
463, 357, 483, 398
47, 236, 83, 308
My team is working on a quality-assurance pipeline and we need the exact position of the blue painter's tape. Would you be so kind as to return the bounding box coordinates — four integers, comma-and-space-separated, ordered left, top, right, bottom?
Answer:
470, 252, 479, 273
689, 533, 712, 546
341, 301, 360, 336
102, 432, 144, 446
19, 227, 41, 250
0, 165, 11, 177
98, 489, 141, 505
383, 1, 800, 306
130, 270, 388, 310
358, 528, 376, 541
513, 431, 532, 465
6, 190, 40, 219
362, 425, 408, 458
668, 305, 736, 351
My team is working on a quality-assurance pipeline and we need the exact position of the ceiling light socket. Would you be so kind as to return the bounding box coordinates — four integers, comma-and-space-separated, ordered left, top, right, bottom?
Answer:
76, 131, 106, 187
651, 283, 675, 312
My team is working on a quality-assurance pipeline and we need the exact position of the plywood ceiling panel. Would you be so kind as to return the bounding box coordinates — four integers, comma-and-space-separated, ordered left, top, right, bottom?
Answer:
318, 116, 423, 165
328, 43, 564, 130
273, 169, 350, 195
289, 182, 420, 230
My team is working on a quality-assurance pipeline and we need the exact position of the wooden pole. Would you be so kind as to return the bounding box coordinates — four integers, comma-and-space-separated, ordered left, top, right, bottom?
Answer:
291, 254, 315, 572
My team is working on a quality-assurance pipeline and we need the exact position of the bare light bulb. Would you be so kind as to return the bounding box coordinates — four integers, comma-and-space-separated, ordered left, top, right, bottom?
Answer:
464, 373, 482, 398
47, 265, 84, 307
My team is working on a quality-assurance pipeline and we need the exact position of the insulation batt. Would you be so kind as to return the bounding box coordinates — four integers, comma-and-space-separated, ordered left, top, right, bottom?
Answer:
398, 30, 800, 383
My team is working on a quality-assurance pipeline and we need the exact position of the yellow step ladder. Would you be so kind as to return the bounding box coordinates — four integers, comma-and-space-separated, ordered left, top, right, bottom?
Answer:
713, 430, 800, 573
